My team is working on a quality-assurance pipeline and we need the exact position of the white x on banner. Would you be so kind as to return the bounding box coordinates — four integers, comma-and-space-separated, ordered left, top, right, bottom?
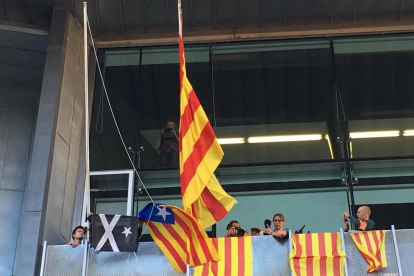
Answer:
96, 214, 121, 252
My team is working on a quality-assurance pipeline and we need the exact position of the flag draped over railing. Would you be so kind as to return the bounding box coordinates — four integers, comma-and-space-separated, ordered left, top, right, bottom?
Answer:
194, 236, 253, 276
178, 0, 237, 229
290, 233, 346, 276
139, 203, 218, 273
349, 230, 387, 272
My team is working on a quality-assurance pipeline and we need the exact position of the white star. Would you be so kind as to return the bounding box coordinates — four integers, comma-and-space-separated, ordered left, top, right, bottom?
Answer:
122, 226, 132, 238
156, 206, 171, 221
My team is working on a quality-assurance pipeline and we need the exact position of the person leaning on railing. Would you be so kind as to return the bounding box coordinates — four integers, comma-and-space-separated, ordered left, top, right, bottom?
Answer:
67, 226, 85, 248
263, 213, 289, 239
343, 206, 376, 231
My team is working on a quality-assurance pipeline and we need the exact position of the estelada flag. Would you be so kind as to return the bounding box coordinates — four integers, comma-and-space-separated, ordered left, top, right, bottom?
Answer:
194, 236, 253, 276
177, 0, 237, 230
139, 203, 218, 273
349, 230, 387, 272
290, 232, 346, 276
90, 214, 139, 252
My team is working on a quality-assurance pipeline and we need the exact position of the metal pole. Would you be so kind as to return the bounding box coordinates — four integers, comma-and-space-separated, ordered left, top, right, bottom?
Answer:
186, 264, 190, 276
39, 241, 48, 276
339, 228, 349, 276
82, 240, 89, 276
329, 39, 356, 217
81, 1, 91, 226
289, 230, 294, 276
391, 225, 403, 276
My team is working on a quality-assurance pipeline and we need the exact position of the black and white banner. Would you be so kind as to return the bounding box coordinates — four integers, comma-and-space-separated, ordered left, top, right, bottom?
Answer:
91, 214, 139, 252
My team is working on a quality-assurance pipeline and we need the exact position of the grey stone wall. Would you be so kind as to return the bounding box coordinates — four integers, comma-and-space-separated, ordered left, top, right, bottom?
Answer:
12, 9, 89, 276
0, 80, 41, 276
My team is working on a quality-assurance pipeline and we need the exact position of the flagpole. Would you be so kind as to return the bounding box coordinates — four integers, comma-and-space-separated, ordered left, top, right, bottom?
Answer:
178, 3, 191, 274
81, 1, 91, 226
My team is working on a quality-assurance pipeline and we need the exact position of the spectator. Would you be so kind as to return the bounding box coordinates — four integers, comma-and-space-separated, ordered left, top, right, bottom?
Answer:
263, 213, 289, 239
67, 226, 85, 248
224, 220, 249, 237
343, 206, 376, 231
156, 121, 179, 167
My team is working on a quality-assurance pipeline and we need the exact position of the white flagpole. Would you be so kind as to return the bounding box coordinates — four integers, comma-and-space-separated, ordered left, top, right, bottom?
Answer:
81, 1, 91, 226
178, 2, 189, 274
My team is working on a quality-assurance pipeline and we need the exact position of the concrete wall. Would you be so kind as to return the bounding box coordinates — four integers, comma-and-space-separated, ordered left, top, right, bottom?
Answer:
0, 80, 41, 276
12, 9, 89, 276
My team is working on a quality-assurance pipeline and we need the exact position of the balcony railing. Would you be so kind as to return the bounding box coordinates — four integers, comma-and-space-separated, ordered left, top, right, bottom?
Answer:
42, 228, 413, 275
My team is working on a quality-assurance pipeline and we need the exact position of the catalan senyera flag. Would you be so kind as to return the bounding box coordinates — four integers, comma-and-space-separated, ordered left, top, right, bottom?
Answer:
177, 1, 237, 229
194, 236, 253, 276
349, 230, 387, 273
290, 233, 346, 276
139, 203, 218, 273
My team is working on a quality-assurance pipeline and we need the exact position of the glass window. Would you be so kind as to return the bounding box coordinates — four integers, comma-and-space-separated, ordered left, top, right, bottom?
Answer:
334, 35, 414, 159
212, 40, 338, 165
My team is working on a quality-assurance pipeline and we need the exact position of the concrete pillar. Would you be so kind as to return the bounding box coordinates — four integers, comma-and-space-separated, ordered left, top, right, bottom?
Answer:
14, 9, 89, 275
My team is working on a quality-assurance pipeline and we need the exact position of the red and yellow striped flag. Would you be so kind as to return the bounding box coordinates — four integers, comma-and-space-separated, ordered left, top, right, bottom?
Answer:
194, 236, 253, 276
349, 230, 387, 272
178, 1, 237, 229
290, 233, 346, 276
144, 205, 218, 273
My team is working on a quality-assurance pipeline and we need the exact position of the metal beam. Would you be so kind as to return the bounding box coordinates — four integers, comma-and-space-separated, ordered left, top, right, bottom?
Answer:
213, 0, 218, 30
95, 0, 102, 35
166, 0, 171, 33
142, 0, 148, 33
400, 0, 404, 20
376, 0, 380, 21
330, 0, 334, 24
189, 0, 194, 31
24, 0, 31, 24
236, 0, 240, 29
0, 0, 6, 20
284, 0, 287, 26
307, 0, 310, 25
95, 21, 414, 48
118, 0, 125, 34
353, 0, 357, 23
259, 0, 263, 28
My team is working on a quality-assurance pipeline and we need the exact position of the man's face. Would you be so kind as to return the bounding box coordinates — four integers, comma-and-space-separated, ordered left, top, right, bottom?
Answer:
356, 207, 367, 220
231, 222, 240, 229
73, 228, 84, 240
273, 216, 285, 231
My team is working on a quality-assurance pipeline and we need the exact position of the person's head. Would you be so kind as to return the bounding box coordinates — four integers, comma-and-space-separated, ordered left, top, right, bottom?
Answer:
72, 226, 85, 241
272, 213, 285, 231
165, 121, 178, 132
356, 206, 371, 220
226, 220, 240, 230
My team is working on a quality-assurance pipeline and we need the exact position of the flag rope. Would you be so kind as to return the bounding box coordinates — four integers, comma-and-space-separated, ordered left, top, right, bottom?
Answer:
86, 15, 158, 240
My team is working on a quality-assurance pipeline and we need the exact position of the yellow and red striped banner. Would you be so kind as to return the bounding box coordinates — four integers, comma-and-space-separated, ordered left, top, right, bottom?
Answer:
290, 233, 346, 276
349, 230, 387, 272
194, 236, 253, 276
178, 1, 237, 229
146, 205, 218, 273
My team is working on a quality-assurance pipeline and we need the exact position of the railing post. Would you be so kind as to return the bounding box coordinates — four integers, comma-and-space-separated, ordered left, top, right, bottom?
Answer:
289, 230, 293, 276
186, 264, 190, 276
391, 225, 403, 276
82, 239, 89, 276
39, 241, 48, 276
339, 228, 349, 276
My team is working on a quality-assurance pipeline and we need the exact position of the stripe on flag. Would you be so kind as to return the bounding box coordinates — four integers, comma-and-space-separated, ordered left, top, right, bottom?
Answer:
349, 230, 387, 272
290, 233, 346, 276
194, 236, 253, 276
